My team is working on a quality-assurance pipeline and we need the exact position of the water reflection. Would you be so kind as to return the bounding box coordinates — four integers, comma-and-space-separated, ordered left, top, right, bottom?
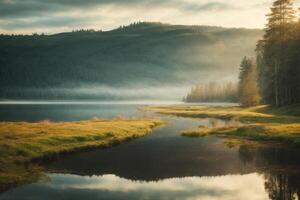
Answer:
264, 173, 300, 200
0, 103, 149, 122
0, 173, 269, 200
42, 118, 254, 181
0, 103, 300, 200
208, 118, 242, 128
238, 145, 300, 200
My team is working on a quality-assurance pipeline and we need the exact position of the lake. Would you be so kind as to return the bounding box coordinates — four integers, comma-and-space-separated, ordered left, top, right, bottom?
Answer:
0, 102, 299, 200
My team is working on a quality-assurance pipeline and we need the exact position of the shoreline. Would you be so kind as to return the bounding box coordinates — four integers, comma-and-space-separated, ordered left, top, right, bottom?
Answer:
0, 118, 165, 192
144, 104, 300, 146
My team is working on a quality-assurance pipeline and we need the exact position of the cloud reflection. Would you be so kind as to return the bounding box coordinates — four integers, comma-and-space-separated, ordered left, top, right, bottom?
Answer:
0, 173, 269, 200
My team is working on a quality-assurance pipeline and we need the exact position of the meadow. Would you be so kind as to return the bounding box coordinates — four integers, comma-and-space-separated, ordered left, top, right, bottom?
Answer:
145, 105, 300, 145
0, 118, 164, 191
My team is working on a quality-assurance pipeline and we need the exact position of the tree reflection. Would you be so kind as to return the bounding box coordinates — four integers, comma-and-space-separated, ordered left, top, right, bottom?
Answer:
238, 145, 300, 200
238, 145, 254, 164
264, 173, 299, 200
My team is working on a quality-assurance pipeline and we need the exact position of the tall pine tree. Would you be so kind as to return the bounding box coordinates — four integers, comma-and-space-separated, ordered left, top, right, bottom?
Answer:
256, 0, 295, 106
239, 57, 261, 107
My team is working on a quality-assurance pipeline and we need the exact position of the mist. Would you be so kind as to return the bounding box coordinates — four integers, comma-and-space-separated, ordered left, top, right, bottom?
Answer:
12, 85, 189, 101
0, 23, 262, 101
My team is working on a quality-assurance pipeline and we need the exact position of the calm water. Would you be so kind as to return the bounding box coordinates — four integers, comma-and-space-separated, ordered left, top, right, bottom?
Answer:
0, 102, 300, 200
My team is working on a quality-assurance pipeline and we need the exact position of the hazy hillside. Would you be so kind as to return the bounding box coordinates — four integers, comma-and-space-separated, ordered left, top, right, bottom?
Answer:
0, 22, 263, 100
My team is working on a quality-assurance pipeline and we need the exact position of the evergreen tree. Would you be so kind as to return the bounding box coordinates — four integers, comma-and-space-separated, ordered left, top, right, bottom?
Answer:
185, 82, 238, 103
238, 57, 261, 107
257, 0, 296, 106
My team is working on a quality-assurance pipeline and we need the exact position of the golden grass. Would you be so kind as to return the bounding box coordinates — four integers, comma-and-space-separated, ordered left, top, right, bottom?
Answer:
0, 118, 164, 191
144, 105, 274, 120
145, 105, 300, 145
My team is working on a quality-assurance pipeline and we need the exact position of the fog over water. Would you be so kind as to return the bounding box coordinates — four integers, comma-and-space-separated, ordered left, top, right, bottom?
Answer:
25, 85, 190, 101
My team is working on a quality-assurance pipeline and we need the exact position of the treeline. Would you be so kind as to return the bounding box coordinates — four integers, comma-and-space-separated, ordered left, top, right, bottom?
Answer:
0, 23, 262, 100
239, 0, 300, 107
184, 82, 238, 103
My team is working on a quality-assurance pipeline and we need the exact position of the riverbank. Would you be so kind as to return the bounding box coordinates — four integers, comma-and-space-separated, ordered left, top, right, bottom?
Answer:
145, 104, 300, 146
0, 118, 164, 191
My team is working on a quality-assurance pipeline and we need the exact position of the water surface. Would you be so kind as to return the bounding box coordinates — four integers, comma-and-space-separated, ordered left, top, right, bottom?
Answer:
0, 102, 299, 200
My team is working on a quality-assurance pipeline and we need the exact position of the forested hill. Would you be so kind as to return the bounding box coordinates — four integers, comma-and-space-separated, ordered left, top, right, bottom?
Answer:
0, 22, 263, 100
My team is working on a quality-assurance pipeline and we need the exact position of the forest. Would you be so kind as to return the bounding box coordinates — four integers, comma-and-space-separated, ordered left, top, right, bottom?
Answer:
239, 0, 300, 107
0, 22, 261, 100
184, 82, 238, 103
187, 0, 300, 107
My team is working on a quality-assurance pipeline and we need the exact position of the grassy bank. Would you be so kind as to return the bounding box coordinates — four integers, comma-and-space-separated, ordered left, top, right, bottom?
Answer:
0, 118, 164, 191
145, 104, 300, 145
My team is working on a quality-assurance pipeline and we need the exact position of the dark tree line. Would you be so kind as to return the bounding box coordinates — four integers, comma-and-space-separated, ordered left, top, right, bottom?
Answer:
256, 0, 300, 106
239, 0, 300, 107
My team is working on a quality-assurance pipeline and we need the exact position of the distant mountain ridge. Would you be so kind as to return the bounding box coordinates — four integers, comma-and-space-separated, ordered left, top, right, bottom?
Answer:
0, 22, 263, 100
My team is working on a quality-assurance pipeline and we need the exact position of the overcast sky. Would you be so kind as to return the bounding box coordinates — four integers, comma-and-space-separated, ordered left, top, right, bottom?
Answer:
1, 0, 300, 34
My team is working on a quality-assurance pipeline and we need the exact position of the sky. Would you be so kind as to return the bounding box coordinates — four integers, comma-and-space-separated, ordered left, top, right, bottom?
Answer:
1, 0, 300, 34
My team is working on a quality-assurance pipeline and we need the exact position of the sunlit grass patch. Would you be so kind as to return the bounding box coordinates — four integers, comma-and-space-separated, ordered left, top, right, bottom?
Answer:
144, 105, 275, 121
0, 118, 164, 191
182, 123, 300, 147
145, 105, 300, 145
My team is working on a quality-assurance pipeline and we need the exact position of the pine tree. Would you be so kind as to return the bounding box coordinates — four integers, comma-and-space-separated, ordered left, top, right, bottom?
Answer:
185, 82, 238, 103
257, 0, 295, 106
239, 57, 261, 107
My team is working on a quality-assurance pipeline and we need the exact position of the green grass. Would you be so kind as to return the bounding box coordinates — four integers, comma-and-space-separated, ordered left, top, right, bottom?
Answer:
0, 118, 164, 191
182, 124, 300, 145
145, 105, 300, 146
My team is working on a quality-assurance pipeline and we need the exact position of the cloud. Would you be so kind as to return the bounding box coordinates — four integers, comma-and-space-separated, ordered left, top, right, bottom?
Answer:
0, 0, 281, 33
252, 1, 272, 8
0, 0, 162, 19
182, 2, 236, 12
0, 0, 59, 19
0, 16, 97, 30
0, 0, 236, 19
